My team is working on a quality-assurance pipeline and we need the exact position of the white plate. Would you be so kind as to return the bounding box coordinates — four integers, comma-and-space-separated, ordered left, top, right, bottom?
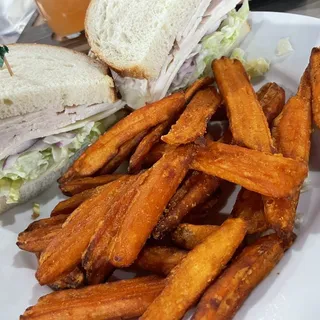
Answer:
1, 11, 320, 320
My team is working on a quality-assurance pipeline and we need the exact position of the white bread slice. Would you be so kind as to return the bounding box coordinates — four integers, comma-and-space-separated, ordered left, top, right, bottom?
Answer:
0, 44, 117, 119
85, 0, 207, 79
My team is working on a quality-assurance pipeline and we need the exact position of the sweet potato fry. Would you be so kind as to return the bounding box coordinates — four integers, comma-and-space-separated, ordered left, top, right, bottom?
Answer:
231, 189, 268, 235
185, 77, 214, 103
48, 266, 85, 291
59, 92, 186, 182
192, 234, 285, 320
257, 82, 286, 125
143, 142, 173, 167
17, 215, 67, 253
171, 224, 219, 250
21, 276, 165, 320
82, 173, 148, 284
265, 68, 312, 240
36, 177, 134, 285
192, 140, 308, 198
135, 246, 187, 276
141, 218, 246, 320
310, 47, 320, 128
99, 130, 148, 174
50, 188, 97, 216
153, 171, 220, 239
107, 144, 195, 268
162, 87, 221, 145
212, 57, 273, 153
129, 121, 171, 173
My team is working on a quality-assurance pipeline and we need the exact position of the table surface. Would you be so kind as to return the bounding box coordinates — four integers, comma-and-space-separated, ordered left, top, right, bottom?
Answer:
252, 0, 320, 18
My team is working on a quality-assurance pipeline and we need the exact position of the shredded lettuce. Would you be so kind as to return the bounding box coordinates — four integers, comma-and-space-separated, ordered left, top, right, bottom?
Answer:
276, 37, 294, 57
230, 48, 270, 78
0, 122, 104, 203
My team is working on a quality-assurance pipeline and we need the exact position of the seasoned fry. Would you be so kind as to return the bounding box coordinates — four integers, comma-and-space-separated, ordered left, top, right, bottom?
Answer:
310, 47, 320, 128
50, 188, 97, 216
212, 57, 273, 153
99, 130, 148, 174
141, 219, 246, 320
192, 140, 308, 198
257, 82, 286, 125
193, 234, 285, 320
185, 77, 214, 103
107, 144, 195, 267
17, 215, 67, 253
135, 246, 187, 276
153, 171, 220, 239
162, 87, 221, 145
36, 177, 134, 285
143, 142, 173, 167
172, 224, 219, 250
265, 68, 312, 240
49, 266, 85, 291
231, 189, 268, 235
129, 121, 171, 173
82, 174, 147, 284
21, 276, 166, 320
59, 174, 126, 196
59, 92, 186, 182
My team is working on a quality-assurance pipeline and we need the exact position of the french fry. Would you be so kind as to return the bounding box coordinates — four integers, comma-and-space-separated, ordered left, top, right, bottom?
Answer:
59, 92, 186, 182
264, 68, 312, 240
17, 215, 67, 253
192, 140, 308, 198
310, 47, 320, 128
257, 82, 286, 125
162, 87, 221, 145
48, 266, 85, 291
212, 57, 273, 153
231, 189, 268, 235
59, 173, 126, 196
99, 130, 148, 174
135, 246, 187, 276
21, 276, 166, 320
141, 218, 246, 320
36, 177, 134, 285
143, 142, 173, 167
82, 173, 147, 284
50, 188, 97, 216
192, 234, 285, 320
107, 144, 195, 268
185, 77, 214, 103
172, 224, 219, 250
129, 121, 171, 173
153, 171, 220, 239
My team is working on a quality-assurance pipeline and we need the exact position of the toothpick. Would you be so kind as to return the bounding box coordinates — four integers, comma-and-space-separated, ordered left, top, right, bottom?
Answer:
4, 56, 13, 77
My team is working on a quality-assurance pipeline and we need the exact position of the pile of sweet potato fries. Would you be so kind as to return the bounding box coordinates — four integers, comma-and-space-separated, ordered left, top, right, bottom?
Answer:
18, 48, 320, 320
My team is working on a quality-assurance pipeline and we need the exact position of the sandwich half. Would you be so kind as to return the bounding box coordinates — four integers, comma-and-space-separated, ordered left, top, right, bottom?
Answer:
0, 44, 125, 213
86, 0, 253, 108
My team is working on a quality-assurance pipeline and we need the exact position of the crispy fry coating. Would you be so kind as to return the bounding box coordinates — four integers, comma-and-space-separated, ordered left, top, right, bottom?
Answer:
141, 219, 247, 320
310, 47, 320, 128
36, 177, 133, 285
143, 142, 173, 167
185, 77, 214, 103
59, 92, 186, 182
59, 174, 126, 196
265, 68, 312, 240
107, 145, 195, 267
129, 121, 171, 173
193, 234, 285, 320
212, 57, 273, 153
153, 171, 220, 239
231, 189, 268, 235
162, 88, 221, 145
99, 130, 148, 174
135, 246, 187, 276
192, 140, 307, 198
172, 224, 219, 250
17, 215, 67, 253
257, 82, 286, 125
21, 276, 165, 320
48, 267, 85, 291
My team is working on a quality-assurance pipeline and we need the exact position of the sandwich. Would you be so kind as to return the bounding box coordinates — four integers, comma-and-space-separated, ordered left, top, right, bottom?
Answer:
86, 0, 264, 109
0, 44, 125, 213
